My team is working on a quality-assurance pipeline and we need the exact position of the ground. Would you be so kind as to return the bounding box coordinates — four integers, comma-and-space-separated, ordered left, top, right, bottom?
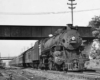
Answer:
0, 67, 93, 80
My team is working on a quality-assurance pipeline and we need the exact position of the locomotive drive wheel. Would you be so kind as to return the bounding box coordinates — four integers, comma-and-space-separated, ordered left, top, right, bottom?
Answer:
54, 64, 62, 71
62, 63, 68, 71
38, 59, 45, 70
48, 61, 53, 70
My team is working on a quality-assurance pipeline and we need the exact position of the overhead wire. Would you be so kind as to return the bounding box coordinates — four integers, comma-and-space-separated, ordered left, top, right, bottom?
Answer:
0, 11, 68, 15
0, 8, 100, 15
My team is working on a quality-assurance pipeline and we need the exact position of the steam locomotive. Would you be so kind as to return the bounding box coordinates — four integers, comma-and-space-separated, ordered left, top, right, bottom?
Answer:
9, 24, 89, 71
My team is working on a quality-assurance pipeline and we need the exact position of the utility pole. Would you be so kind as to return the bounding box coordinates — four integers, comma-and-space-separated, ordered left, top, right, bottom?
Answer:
0, 53, 1, 58
67, 0, 77, 26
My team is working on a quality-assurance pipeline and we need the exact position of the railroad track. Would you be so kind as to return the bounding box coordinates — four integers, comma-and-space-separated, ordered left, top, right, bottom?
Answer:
66, 72, 100, 80
46, 70, 100, 80
24, 68, 100, 80
9, 67, 100, 80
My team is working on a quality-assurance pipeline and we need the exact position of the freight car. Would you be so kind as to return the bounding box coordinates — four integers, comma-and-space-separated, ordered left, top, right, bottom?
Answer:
9, 24, 89, 71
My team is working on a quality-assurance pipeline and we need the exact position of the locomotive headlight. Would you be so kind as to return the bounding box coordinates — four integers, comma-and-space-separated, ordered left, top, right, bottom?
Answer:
72, 36, 75, 40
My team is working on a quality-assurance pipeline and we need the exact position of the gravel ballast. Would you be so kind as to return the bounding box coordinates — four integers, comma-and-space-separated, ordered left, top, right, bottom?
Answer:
23, 69, 87, 80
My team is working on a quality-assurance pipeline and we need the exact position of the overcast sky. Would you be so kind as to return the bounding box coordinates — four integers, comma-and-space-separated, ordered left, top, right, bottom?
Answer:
0, 0, 100, 57
0, 40, 37, 57
0, 0, 100, 26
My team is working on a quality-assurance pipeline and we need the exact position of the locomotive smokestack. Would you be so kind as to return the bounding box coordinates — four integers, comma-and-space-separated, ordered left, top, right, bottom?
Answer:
67, 24, 73, 27
66, 24, 73, 30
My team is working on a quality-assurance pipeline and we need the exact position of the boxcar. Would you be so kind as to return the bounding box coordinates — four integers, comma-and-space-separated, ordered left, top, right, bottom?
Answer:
9, 57, 18, 67
31, 41, 39, 68
23, 41, 39, 68
25, 47, 33, 67
18, 54, 23, 67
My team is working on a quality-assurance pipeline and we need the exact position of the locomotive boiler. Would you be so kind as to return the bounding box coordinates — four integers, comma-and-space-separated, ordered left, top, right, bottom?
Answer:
39, 24, 87, 71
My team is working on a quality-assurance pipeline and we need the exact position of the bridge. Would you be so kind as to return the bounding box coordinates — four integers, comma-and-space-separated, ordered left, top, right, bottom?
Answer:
0, 25, 63, 40
0, 57, 15, 60
0, 25, 94, 40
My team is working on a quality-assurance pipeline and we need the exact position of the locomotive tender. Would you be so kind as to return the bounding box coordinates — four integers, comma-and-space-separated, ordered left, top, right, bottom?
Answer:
9, 24, 88, 71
